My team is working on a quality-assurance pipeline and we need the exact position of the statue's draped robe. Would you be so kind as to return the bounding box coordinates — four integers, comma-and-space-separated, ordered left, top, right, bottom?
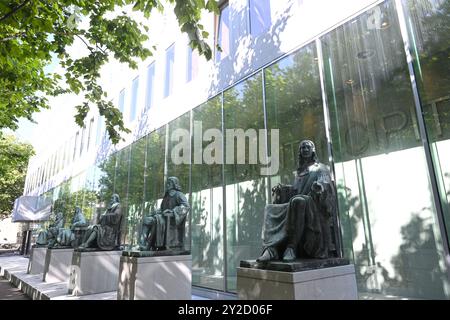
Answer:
57, 211, 87, 246
36, 215, 65, 245
144, 190, 189, 249
262, 162, 336, 258
94, 203, 122, 250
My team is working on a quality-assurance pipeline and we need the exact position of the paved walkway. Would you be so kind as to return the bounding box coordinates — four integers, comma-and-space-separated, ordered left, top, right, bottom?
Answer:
0, 276, 30, 300
0, 253, 211, 300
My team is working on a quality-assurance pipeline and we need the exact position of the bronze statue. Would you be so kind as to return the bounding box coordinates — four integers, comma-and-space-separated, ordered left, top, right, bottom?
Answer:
56, 207, 88, 247
139, 177, 189, 251
78, 194, 122, 250
36, 212, 65, 247
257, 140, 338, 262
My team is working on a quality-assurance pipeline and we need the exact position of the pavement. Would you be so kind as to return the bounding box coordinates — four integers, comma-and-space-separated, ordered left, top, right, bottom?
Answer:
0, 252, 30, 300
0, 277, 30, 300
0, 251, 211, 300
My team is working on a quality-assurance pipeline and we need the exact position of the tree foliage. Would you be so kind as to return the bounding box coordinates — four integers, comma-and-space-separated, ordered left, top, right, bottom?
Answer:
0, 134, 35, 218
0, 0, 218, 144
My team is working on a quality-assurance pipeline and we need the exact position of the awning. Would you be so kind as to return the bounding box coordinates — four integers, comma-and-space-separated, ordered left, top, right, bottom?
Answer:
11, 196, 52, 222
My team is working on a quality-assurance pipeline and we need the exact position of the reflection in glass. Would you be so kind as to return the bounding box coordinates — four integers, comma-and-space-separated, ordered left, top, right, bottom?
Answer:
264, 41, 328, 186
191, 96, 224, 291
114, 146, 130, 246
126, 138, 146, 249
224, 72, 267, 292
144, 128, 166, 213
403, 0, 450, 249
322, 0, 449, 299
167, 112, 191, 251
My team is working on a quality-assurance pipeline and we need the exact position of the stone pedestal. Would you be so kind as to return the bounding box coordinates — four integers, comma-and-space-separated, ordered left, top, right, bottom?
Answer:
117, 254, 192, 300
68, 250, 122, 296
237, 260, 357, 300
27, 246, 47, 274
43, 248, 74, 283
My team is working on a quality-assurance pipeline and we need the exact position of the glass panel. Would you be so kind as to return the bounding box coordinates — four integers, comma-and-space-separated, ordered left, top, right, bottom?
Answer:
191, 96, 224, 291
321, 0, 449, 299
265, 41, 328, 187
144, 128, 166, 213
187, 47, 199, 82
403, 0, 450, 250
81, 166, 97, 224
130, 76, 139, 122
164, 44, 175, 98
223, 72, 267, 292
216, 4, 230, 61
119, 89, 125, 113
167, 112, 191, 197
249, 0, 272, 36
126, 138, 146, 249
114, 146, 130, 246
145, 63, 155, 111
97, 153, 117, 224
96, 116, 104, 146
167, 112, 191, 251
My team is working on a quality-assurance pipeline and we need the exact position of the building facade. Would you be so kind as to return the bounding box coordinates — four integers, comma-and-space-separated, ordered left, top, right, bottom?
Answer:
22, 0, 450, 299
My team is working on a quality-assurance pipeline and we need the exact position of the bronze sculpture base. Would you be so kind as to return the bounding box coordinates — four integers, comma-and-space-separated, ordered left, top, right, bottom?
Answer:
240, 257, 350, 272
122, 249, 190, 257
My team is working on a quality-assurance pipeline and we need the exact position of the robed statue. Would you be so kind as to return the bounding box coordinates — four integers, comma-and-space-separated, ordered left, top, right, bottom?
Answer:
257, 140, 339, 262
139, 176, 189, 251
36, 212, 65, 247
56, 207, 88, 247
78, 194, 122, 250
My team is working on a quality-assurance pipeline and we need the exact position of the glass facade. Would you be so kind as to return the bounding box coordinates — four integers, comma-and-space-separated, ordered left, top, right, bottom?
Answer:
322, 0, 448, 299
403, 0, 450, 249
191, 96, 224, 290
32, 0, 450, 299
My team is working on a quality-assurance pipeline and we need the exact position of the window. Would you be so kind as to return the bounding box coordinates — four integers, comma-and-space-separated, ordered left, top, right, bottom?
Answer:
145, 63, 155, 111
73, 132, 79, 161
118, 89, 125, 113
130, 76, 139, 122
164, 44, 175, 98
96, 116, 104, 146
249, 0, 271, 36
186, 46, 199, 82
87, 118, 94, 151
80, 125, 86, 156
216, 3, 230, 61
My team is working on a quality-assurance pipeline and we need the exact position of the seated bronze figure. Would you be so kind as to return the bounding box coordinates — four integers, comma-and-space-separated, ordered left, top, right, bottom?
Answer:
78, 194, 122, 250
257, 140, 339, 262
139, 176, 189, 251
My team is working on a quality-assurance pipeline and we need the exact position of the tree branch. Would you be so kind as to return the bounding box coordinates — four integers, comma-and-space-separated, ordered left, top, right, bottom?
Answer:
0, 0, 31, 23
0, 32, 26, 42
75, 34, 94, 53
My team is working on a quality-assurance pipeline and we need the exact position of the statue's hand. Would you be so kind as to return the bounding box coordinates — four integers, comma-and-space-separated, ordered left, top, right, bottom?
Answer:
312, 181, 324, 194
163, 209, 174, 217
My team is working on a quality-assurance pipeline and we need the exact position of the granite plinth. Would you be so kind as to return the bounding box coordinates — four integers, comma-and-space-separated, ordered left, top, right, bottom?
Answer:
43, 248, 74, 283
117, 254, 192, 300
237, 259, 357, 300
69, 250, 122, 296
27, 247, 47, 274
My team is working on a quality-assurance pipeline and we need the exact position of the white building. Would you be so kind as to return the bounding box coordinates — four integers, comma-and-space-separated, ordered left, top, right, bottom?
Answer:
21, 0, 450, 299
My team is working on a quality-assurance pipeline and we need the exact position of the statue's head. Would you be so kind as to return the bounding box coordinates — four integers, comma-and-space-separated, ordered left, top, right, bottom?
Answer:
55, 212, 63, 220
298, 140, 318, 167
74, 206, 81, 214
111, 194, 120, 204
166, 176, 181, 192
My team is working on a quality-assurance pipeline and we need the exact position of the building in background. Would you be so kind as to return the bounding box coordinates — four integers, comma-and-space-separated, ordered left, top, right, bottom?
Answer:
20, 0, 450, 299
